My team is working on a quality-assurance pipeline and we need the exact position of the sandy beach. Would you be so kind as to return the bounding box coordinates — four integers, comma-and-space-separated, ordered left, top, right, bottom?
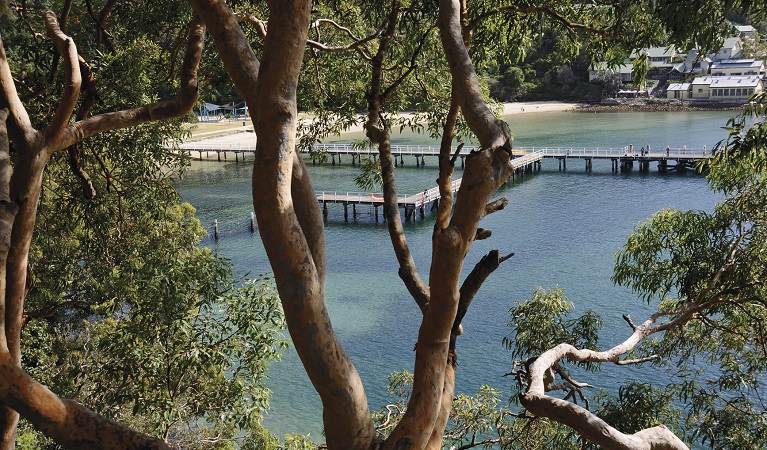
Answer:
317, 101, 584, 135
189, 101, 584, 140
501, 101, 584, 115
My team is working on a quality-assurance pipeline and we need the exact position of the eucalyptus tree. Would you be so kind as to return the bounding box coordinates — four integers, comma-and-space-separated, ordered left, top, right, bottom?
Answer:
0, 1, 283, 448
190, 1, 766, 449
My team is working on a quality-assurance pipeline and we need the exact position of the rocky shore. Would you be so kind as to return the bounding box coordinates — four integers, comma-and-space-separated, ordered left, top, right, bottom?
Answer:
576, 98, 746, 113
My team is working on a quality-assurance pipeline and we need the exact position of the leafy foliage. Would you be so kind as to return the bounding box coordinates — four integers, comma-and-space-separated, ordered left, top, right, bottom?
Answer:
602, 94, 767, 448
5, 1, 287, 446
504, 287, 602, 366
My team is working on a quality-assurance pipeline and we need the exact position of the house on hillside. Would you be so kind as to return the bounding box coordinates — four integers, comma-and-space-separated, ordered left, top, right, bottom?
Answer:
589, 47, 682, 84
711, 37, 743, 61
709, 59, 765, 76
636, 47, 683, 79
735, 24, 757, 39
588, 62, 633, 83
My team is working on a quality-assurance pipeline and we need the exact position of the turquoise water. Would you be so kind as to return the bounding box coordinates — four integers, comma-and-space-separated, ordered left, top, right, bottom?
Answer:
175, 110, 733, 440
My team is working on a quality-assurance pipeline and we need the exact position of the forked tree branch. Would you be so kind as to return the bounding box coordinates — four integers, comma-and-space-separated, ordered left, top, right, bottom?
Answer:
519, 241, 755, 450
247, 1, 376, 448
58, 16, 205, 151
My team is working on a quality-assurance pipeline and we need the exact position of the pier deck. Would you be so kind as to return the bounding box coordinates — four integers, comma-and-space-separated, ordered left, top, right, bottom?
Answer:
175, 134, 710, 222
176, 133, 711, 169
317, 151, 543, 221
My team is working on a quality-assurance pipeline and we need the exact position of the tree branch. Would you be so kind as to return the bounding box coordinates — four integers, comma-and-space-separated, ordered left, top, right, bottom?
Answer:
66, 56, 99, 199
44, 11, 81, 143
190, 1, 259, 108
484, 197, 508, 216
468, 5, 611, 40
438, 0, 511, 151
454, 250, 512, 342
0, 32, 35, 146
366, 0, 430, 313
58, 16, 205, 151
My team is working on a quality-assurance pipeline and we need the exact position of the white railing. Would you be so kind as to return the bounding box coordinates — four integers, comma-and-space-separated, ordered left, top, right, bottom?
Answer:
316, 192, 411, 204
173, 141, 711, 160
177, 141, 257, 151
317, 177, 463, 208
525, 146, 711, 158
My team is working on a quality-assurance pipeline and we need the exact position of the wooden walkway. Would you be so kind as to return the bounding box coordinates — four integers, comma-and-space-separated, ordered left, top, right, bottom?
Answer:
318, 151, 544, 221
175, 135, 712, 222
176, 133, 711, 171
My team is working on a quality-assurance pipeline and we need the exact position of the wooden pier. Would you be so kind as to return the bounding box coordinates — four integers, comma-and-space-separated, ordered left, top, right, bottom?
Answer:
176, 134, 713, 224
316, 151, 543, 222
176, 132, 712, 172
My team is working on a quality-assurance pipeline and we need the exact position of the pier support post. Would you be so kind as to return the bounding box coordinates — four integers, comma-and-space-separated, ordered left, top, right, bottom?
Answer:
250, 212, 255, 233
461, 156, 465, 169
353, 204, 357, 220
400, 155, 404, 165
323, 202, 328, 219
375, 206, 379, 222
218, 151, 221, 161
344, 203, 348, 222
214, 219, 219, 241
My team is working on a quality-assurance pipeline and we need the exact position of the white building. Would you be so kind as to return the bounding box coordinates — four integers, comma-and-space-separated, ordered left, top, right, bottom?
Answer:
735, 24, 757, 39
588, 62, 633, 83
666, 82, 692, 99
711, 37, 743, 61
709, 59, 765, 76
678, 75, 764, 101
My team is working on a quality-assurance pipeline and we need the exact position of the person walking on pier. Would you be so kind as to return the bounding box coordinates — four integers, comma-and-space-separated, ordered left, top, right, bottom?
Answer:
666, 145, 670, 157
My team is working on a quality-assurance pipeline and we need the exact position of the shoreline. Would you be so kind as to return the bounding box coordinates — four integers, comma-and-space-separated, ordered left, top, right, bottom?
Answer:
575, 100, 746, 113
188, 99, 745, 140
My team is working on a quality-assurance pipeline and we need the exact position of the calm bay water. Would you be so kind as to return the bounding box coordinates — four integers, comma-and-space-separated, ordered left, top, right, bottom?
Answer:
175, 110, 733, 440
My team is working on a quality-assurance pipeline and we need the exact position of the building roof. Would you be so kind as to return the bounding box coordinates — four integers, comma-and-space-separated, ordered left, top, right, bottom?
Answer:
721, 37, 742, 50
736, 25, 756, 33
692, 75, 762, 88
645, 47, 677, 58
590, 62, 633, 75
667, 83, 691, 91
710, 59, 764, 70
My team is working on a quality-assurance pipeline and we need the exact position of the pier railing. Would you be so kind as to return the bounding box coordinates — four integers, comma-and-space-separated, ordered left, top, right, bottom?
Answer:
176, 139, 710, 160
